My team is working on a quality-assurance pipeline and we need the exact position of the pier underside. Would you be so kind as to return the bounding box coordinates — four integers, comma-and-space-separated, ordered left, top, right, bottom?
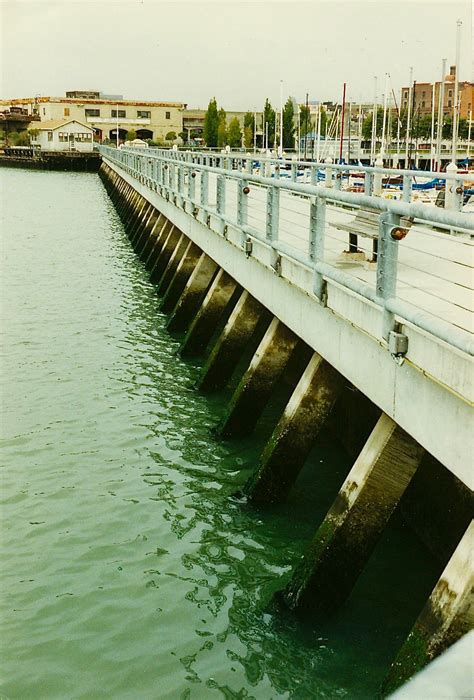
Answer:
99, 161, 473, 696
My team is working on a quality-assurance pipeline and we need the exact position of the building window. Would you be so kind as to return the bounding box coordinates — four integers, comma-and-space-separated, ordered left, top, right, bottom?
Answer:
64, 108, 70, 116
75, 133, 92, 142
422, 101, 425, 108
42, 107, 46, 115
59, 132, 68, 142
165, 111, 171, 119
137, 110, 151, 119
448, 90, 453, 97
85, 109, 100, 117
422, 91, 425, 98
404, 91, 408, 98
111, 109, 126, 118
448, 100, 452, 107
47, 131, 53, 141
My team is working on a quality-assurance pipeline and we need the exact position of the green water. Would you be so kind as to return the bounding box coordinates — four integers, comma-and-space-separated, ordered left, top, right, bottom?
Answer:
1, 168, 439, 699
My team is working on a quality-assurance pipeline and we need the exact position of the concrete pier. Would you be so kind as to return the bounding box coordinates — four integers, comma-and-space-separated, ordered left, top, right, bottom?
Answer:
282, 414, 425, 614
144, 218, 170, 271
180, 269, 240, 358
219, 318, 299, 438
199, 290, 268, 393
166, 253, 218, 333
382, 520, 474, 696
246, 353, 345, 503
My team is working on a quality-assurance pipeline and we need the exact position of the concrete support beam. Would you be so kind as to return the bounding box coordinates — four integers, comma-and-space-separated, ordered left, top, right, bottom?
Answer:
382, 521, 474, 696
246, 353, 345, 503
143, 216, 169, 271
282, 413, 425, 615
149, 224, 180, 285
129, 201, 151, 243
167, 253, 218, 333
219, 318, 299, 438
198, 290, 267, 393
133, 205, 156, 252
116, 184, 133, 220
160, 240, 201, 312
180, 269, 239, 358
137, 212, 161, 261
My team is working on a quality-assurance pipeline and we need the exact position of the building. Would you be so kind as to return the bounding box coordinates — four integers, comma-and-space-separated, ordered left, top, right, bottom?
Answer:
28, 119, 94, 152
401, 66, 473, 118
0, 91, 187, 143
182, 109, 264, 141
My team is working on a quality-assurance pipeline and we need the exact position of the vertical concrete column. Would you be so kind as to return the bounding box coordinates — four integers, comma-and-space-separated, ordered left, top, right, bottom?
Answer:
136, 210, 160, 260
116, 183, 133, 219
160, 240, 201, 311
382, 520, 474, 696
219, 318, 299, 438
144, 218, 172, 271
180, 269, 239, 358
246, 353, 345, 503
282, 413, 424, 614
198, 291, 268, 393
129, 200, 151, 242
167, 253, 218, 333
131, 203, 154, 249
123, 191, 142, 229
149, 225, 180, 284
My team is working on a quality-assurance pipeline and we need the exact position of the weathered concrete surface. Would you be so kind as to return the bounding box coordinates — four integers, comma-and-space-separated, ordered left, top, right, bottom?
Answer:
135, 208, 159, 257
282, 414, 424, 614
220, 318, 299, 438
180, 269, 239, 358
144, 217, 171, 272
167, 253, 218, 333
388, 631, 473, 699
160, 240, 201, 312
382, 521, 474, 696
199, 290, 268, 393
139, 213, 163, 264
246, 353, 345, 503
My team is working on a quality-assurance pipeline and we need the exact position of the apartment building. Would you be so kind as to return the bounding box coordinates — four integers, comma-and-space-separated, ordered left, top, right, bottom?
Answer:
401, 66, 473, 118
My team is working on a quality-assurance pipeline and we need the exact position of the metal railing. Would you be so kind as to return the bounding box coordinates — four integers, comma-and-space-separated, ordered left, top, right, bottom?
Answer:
99, 145, 474, 357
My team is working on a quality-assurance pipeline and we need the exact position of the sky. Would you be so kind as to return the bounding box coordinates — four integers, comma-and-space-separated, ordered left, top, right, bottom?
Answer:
1, 0, 472, 110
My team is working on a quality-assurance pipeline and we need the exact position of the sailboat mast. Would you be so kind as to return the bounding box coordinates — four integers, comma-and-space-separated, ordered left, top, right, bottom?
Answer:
405, 66, 413, 167
339, 82, 346, 163
451, 19, 462, 164
435, 58, 447, 171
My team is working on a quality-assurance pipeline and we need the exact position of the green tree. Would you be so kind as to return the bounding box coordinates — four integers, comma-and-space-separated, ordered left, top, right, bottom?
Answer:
243, 126, 253, 148
319, 106, 328, 137
178, 131, 188, 143
126, 129, 136, 141
244, 112, 254, 139
165, 131, 177, 141
204, 98, 219, 147
282, 98, 295, 149
217, 108, 227, 147
299, 104, 312, 137
227, 117, 242, 147
263, 98, 276, 148
361, 108, 384, 141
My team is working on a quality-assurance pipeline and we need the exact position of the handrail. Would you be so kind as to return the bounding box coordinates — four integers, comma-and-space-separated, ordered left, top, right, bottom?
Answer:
99, 145, 474, 357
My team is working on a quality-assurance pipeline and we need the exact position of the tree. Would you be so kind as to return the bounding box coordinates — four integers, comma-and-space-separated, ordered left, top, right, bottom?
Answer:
165, 131, 177, 141
227, 117, 242, 148
282, 98, 295, 149
126, 129, 136, 141
361, 108, 384, 141
299, 104, 312, 137
263, 98, 276, 148
178, 131, 188, 143
244, 112, 254, 139
217, 108, 227, 147
243, 126, 253, 148
204, 98, 219, 147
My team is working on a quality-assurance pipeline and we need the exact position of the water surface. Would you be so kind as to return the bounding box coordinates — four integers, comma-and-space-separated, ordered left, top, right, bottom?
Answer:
1, 168, 438, 699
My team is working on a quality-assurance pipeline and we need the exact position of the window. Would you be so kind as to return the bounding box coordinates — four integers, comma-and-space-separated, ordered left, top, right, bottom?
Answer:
47, 131, 53, 141
137, 110, 151, 119
404, 91, 408, 98
42, 107, 46, 115
448, 90, 453, 97
75, 133, 92, 142
111, 109, 126, 118
64, 108, 70, 116
422, 101, 425, 108
422, 91, 425, 98
59, 132, 68, 142
448, 100, 452, 107
85, 109, 100, 117
165, 111, 171, 119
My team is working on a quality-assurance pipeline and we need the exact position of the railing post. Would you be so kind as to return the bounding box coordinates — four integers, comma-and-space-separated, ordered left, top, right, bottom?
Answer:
376, 211, 402, 341
364, 170, 374, 196
266, 184, 280, 271
291, 160, 297, 182
324, 157, 333, 188
200, 169, 209, 207
310, 165, 318, 186
177, 162, 184, 195
309, 195, 327, 302
188, 167, 196, 201
445, 162, 463, 211
402, 174, 412, 202
216, 174, 226, 218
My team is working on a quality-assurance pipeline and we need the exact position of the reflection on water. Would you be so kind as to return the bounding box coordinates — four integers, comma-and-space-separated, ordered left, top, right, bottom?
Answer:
1, 168, 438, 699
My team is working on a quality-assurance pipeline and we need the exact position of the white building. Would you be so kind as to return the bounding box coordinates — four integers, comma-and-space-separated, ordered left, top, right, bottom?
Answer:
29, 119, 94, 152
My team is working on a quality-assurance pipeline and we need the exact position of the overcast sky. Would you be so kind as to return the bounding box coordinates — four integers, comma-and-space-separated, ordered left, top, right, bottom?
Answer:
1, 0, 472, 110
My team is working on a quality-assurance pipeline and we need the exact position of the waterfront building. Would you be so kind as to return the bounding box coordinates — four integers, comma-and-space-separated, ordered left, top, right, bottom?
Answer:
0, 91, 186, 144
401, 66, 473, 118
29, 119, 94, 152
182, 109, 264, 142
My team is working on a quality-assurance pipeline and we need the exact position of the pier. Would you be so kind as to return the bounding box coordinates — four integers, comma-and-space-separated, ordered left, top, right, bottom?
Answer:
98, 144, 473, 694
